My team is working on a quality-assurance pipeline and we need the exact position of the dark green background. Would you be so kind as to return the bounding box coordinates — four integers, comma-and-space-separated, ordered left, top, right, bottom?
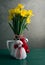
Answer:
0, 48, 45, 65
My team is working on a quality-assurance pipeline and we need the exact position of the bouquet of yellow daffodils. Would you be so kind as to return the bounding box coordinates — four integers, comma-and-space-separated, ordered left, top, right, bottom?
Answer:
8, 4, 33, 35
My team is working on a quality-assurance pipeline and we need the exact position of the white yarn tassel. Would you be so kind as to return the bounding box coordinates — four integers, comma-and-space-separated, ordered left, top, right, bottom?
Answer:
26, 38, 28, 42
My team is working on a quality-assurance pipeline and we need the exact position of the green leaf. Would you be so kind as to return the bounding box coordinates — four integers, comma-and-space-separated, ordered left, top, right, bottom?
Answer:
8, 22, 15, 34
24, 24, 29, 30
19, 18, 27, 34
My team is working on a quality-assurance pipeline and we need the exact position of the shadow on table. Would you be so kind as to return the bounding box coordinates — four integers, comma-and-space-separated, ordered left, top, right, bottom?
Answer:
0, 54, 17, 60
0, 54, 29, 65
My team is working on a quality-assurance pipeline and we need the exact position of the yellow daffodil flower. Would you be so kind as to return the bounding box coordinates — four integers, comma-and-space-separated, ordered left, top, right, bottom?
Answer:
18, 4, 24, 9
8, 3, 34, 35
28, 10, 33, 16
20, 9, 27, 17
26, 17, 31, 24
8, 9, 15, 15
14, 7, 21, 14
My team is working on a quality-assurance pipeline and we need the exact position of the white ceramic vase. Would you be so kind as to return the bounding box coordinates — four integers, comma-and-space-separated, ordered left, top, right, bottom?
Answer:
7, 40, 27, 59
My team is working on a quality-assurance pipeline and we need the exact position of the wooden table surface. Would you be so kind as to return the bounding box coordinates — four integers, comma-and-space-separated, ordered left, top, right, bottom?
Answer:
0, 48, 45, 65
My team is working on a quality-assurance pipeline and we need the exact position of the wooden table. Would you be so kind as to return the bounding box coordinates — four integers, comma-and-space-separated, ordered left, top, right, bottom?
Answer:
0, 48, 45, 65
